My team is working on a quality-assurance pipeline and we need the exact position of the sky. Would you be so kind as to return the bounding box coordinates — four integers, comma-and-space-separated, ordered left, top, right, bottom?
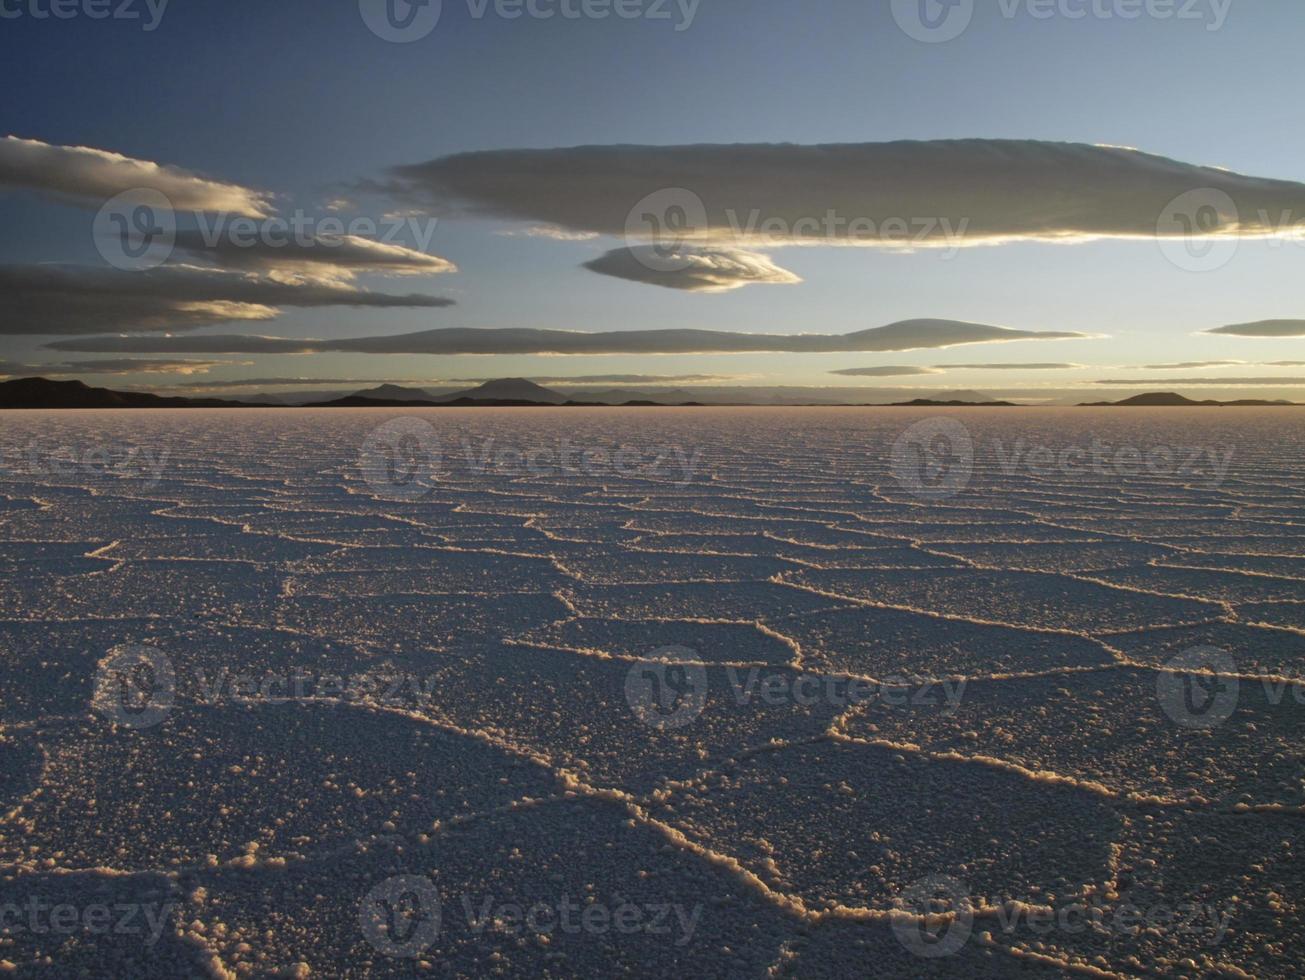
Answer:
2, 0, 1305, 402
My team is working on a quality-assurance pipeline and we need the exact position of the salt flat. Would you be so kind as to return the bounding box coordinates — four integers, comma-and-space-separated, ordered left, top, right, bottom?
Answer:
0, 406, 1302, 978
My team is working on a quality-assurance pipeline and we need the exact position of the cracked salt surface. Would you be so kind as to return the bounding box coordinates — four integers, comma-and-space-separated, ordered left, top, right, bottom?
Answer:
0, 407, 1302, 977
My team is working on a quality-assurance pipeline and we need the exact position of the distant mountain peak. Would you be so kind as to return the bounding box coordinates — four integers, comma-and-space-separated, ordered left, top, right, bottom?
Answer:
933, 389, 998, 403
0, 376, 261, 409
440, 378, 567, 404
889, 397, 1016, 407
354, 384, 437, 401
1080, 391, 1298, 407
6, 376, 90, 391
1112, 392, 1201, 406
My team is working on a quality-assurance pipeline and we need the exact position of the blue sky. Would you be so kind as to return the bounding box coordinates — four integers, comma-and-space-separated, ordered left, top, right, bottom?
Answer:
2, 0, 1304, 399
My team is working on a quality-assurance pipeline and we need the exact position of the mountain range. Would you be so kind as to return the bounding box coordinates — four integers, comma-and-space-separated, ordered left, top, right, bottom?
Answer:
3, 377, 1300, 410
0, 377, 267, 410
314, 378, 680, 407
361, 379, 570, 404
1078, 392, 1298, 407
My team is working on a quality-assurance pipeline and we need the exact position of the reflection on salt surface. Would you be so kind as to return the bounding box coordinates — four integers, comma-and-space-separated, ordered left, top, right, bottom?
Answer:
1, 407, 1303, 976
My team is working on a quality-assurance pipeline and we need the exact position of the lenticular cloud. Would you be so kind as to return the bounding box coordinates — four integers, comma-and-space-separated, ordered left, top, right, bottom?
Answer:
392, 139, 1305, 247
582, 246, 801, 292
0, 264, 454, 336
46, 319, 1087, 355
1206, 320, 1305, 338
0, 135, 272, 216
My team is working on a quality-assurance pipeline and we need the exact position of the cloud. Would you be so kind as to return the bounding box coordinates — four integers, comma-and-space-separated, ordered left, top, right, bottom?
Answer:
62, 358, 230, 375
929, 362, 1083, 370
1094, 377, 1305, 385
171, 230, 456, 277
446, 374, 750, 384
0, 358, 228, 378
0, 360, 45, 379
46, 333, 324, 354
832, 361, 1085, 378
1137, 360, 1245, 369
1204, 320, 1305, 338
0, 135, 270, 215
166, 373, 751, 390
582, 246, 801, 292
1266, 361, 1305, 367
323, 319, 1085, 355
829, 366, 945, 377
498, 226, 600, 241
46, 318, 1087, 355
390, 139, 1305, 247
165, 377, 437, 389
1, 264, 454, 335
